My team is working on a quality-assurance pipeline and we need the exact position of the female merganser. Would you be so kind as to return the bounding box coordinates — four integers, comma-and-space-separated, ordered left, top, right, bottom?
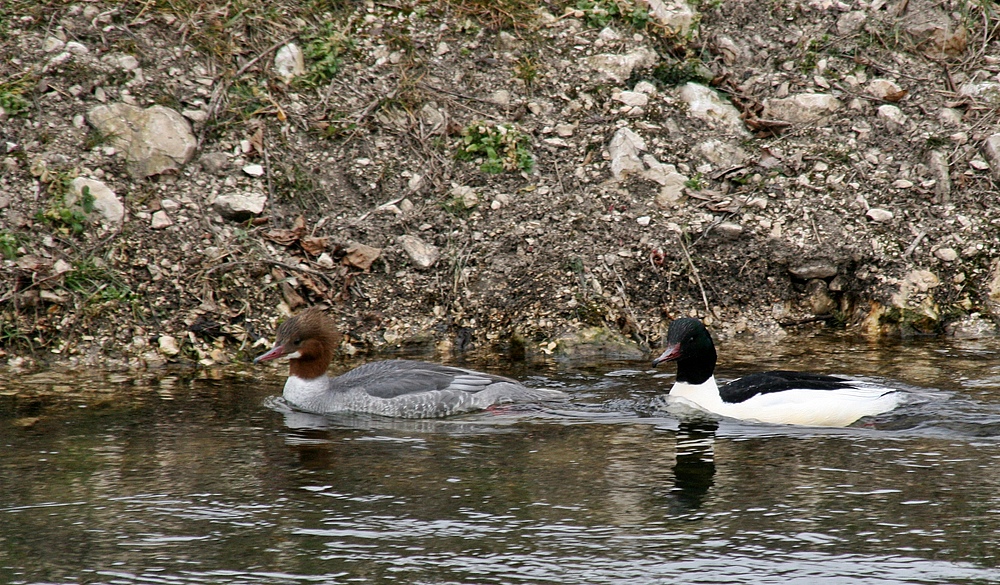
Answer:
651, 318, 901, 427
254, 307, 566, 418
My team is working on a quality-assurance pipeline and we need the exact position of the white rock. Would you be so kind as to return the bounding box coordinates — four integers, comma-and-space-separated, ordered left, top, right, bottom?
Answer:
866, 208, 894, 222
491, 90, 511, 106
637, 216, 651, 226
634, 81, 657, 95
877, 104, 907, 125
42, 37, 65, 52
982, 133, 1000, 181
615, 90, 649, 107
608, 128, 646, 179
450, 184, 479, 208
151, 210, 173, 229
182, 109, 208, 123
598, 27, 622, 41
762, 93, 842, 124
408, 174, 424, 192
65, 41, 89, 55
274, 43, 305, 82
86, 104, 197, 178
398, 235, 439, 269
243, 163, 265, 177
696, 139, 748, 167
938, 107, 963, 126
712, 222, 743, 240
837, 11, 866, 35
867, 78, 903, 100
53, 259, 73, 275
958, 82, 1000, 100
586, 47, 658, 83
934, 247, 958, 262
212, 192, 267, 221
927, 150, 950, 203
67, 177, 125, 228
316, 252, 335, 269
640, 0, 697, 36
158, 335, 180, 356
555, 123, 575, 137
715, 35, 743, 65
678, 83, 748, 133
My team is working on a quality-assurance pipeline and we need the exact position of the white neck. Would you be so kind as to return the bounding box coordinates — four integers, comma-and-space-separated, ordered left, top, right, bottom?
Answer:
670, 376, 723, 410
283, 374, 330, 411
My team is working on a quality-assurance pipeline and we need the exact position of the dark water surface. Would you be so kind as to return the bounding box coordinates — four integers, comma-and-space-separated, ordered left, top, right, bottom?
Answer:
3, 332, 1000, 584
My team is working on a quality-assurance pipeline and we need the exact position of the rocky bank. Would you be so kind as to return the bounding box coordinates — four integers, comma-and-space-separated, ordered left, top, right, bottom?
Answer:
2, 0, 1000, 371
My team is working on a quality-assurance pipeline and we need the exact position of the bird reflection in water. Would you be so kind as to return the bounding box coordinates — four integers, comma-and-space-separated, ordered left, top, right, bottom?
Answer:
670, 421, 718, 512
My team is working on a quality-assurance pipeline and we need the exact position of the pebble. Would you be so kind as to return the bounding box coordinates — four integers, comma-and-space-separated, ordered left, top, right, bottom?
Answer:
934, 247, 958, 262
158, 335, 180, 356
199, 152, 229, 174
761, 93, 842, 124
274, 43, 305, 82
151, 210, 173, 229
789, 261, 838, 280
866, 208, 894, 222
398, 234, 439, 269
243, 163, 265, 177
867, 78, 903, 100
877, 104, 907, 126
711, 222, 744, 240
678, 83, 748, 133
982, 134, 1000, 181
212, 192, 266, 221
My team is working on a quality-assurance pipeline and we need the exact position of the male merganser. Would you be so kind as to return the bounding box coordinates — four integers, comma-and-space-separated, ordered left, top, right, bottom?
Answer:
254, 307, 566, 418
651, 318, 901, 427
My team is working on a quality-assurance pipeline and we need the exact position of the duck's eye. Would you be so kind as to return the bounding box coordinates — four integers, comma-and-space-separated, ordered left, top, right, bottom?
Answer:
293, 337, 303, 345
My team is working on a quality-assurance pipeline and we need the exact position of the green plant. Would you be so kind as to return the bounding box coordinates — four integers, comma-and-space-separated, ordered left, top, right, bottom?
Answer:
644, 59, 712, 88
684, 173, 705, 190
0, 320, 34, 352
0, 81, 30, 117
39, 178, 94, 236
515, 53, 539, 86
925, 135, 949, 149
302, 22, 351, 86
64, 258, 135, 302
575, 0, 649, 29
0, 231, 19, 259
455, 121, 534, 174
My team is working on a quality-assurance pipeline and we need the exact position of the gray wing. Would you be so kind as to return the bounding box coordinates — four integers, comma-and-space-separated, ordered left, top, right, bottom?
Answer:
329, 359, 522, 399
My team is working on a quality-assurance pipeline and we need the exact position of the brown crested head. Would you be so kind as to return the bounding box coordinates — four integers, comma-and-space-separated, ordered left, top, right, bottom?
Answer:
254, 307, 342, 379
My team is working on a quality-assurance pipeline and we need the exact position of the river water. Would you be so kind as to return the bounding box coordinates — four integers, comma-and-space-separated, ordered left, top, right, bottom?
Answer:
2, 331, 1000, 584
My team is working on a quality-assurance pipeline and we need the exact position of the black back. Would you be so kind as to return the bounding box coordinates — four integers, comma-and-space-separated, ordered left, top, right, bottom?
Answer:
719, 371, 856, 404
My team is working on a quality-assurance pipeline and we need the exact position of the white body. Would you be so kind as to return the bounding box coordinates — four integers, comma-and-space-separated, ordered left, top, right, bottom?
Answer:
668, 376, 902, 427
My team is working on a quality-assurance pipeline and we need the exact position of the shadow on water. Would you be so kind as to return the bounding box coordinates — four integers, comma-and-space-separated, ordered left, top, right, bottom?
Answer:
2, 332, 1000, 584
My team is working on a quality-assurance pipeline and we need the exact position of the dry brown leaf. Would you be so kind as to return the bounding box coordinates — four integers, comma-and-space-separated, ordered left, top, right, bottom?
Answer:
248, 126, 264, 154
298, 273, 328, 296
343, 243, 382, 271
263, 216, 308, 246
280, 281, 306, 310
883, 89, 909, 103
301, 236, 330, 256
